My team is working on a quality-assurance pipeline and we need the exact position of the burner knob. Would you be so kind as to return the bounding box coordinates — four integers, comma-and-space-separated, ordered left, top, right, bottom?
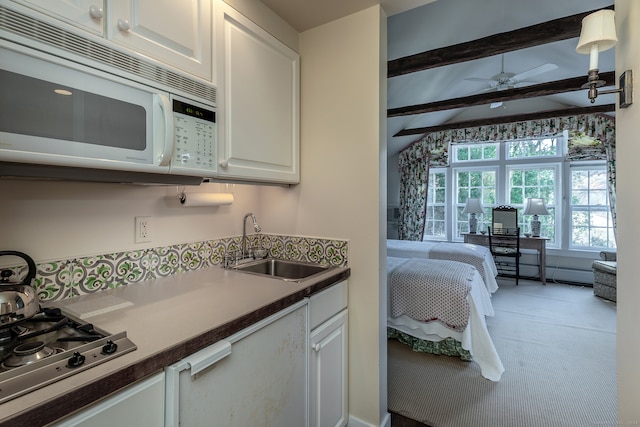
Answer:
68, 351, 86, 368
102, 340, 118, 355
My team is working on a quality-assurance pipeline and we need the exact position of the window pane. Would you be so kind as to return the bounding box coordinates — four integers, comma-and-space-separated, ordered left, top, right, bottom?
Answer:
470, 172, 483, 187
484, 145, 497, 158
572, 190, 588, 205
570, 166, 615, 249
457, 147, 469, 161
454, 169, 496, 238
453, 143, 498, 162
589, 171, 607, 189
508, 166, 557, 243
507, 138, 558, 158
470, 146, 482, 160
424, 170, 447, 240
590, 190, 607, 205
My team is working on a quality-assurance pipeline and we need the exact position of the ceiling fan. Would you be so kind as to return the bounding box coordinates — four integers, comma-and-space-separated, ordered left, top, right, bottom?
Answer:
465, 55, 558, 108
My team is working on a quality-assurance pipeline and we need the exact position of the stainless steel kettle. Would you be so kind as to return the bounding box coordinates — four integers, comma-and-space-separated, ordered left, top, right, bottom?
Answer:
0, 251, 40, 327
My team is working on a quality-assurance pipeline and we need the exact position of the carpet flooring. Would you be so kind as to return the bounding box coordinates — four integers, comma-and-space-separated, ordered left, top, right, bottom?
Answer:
387, 278, 617, 427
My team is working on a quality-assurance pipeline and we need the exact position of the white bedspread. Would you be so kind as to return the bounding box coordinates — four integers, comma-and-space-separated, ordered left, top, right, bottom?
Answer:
387, 256, 504, 382
387, 239, 499, 294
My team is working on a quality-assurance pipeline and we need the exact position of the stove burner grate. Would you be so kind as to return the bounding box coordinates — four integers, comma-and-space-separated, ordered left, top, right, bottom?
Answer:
2, 341, 62, 368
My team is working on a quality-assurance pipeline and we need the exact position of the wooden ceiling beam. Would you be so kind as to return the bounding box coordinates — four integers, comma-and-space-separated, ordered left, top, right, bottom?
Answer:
387, 72, 615, 117
388, 6, 613, 78
393, 104, 615, 137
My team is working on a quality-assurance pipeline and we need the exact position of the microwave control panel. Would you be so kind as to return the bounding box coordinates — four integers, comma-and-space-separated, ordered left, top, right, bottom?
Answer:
172, 99, 217, 176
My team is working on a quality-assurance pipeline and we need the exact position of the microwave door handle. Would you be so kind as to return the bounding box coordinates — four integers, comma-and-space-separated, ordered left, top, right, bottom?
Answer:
155, 93, 174, 167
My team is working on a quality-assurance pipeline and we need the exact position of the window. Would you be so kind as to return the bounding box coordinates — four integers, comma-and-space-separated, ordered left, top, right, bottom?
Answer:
418, 134, 613, 254
570, 166, 616, 249
506, 137, 557, 158
451, 137, 562, 244
453, 143, 498, 162
423, 169, 446, 239
507, 165, 558, 243
455, 168, 496, 235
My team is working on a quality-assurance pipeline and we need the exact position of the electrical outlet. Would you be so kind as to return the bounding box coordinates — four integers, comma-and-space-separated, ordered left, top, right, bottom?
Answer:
135, 216, 152, 243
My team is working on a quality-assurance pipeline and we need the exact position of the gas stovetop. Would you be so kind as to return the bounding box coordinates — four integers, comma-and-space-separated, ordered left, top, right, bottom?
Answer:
0, 307, 136, 404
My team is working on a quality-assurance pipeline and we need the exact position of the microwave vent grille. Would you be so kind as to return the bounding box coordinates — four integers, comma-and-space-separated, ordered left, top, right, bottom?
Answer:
0, 6, 216, 105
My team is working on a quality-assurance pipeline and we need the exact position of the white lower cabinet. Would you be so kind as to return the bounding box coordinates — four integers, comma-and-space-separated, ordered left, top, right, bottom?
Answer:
165, 300, 308, 427
52, 372, 165, 427
309, 281, 349, 427
310, 309, 348, 427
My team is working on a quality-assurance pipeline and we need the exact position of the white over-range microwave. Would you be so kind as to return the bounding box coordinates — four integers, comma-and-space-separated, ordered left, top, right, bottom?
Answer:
0, 43, 217, 184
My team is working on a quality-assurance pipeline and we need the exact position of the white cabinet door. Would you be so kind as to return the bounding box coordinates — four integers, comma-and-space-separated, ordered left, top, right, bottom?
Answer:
310, 309, 348, 427
216, 3, 299, 184
53, 372, 165, 427
107, 0, 213, 82
10, 0, 105, 35
166, 301, 308, 427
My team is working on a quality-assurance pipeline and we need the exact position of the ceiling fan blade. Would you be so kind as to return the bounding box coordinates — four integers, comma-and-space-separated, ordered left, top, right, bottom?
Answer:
464, 77, 497, 83
511, 63, 558, 82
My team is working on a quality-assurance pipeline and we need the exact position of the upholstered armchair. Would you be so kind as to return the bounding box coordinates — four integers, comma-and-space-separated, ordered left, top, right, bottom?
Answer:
592, 251, 617, 302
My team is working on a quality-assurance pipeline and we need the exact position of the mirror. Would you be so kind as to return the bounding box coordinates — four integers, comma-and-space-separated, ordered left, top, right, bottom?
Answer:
492, 206, 517, 234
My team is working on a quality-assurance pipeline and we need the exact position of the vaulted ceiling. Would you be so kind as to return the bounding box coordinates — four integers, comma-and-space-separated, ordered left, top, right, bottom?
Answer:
386, 0, 616, 158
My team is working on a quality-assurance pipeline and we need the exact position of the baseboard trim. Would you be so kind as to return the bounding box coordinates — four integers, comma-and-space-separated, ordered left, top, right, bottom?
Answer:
495, 262, 593, 285
348, 411, 391, 427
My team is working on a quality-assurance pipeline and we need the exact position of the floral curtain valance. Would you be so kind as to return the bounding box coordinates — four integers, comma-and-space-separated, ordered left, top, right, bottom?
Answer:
566, 131, 608, 161
396, 113, 617, 243
398, 114, 616, 167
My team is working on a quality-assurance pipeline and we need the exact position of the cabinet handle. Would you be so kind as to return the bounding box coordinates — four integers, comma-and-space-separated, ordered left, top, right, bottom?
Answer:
89, 5, 103, 19
117, 18, 131, 31
313, 343, 321, 352
219, 159, 228, 168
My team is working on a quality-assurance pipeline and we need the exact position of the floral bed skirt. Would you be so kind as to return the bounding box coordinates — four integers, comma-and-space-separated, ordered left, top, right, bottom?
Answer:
387, 327, 472, 362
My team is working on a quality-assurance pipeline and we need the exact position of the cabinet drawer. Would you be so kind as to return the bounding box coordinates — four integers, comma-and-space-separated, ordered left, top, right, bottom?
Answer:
310, 280, 348, 330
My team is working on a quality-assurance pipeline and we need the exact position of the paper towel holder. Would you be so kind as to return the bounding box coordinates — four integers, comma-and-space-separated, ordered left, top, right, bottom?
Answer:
178, 191, 234, 207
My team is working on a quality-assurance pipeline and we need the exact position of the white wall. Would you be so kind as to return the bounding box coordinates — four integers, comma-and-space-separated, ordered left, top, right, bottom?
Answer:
614, 0, 639, 422
0, 179, 277, 262
298, 6, 388, 425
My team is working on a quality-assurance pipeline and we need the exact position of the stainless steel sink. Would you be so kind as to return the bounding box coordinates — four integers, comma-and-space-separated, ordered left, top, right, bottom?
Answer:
231, 258, 334, 282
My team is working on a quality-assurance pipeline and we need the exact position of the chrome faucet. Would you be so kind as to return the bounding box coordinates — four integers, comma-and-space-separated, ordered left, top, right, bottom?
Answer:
242, 213, 261, 259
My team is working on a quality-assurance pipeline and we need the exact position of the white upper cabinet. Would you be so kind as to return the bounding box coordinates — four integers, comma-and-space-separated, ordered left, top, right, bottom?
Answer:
10, 0, 105, 35
107, 0, 213, 82
8, 0, 214, 84
216, 2, 300, 184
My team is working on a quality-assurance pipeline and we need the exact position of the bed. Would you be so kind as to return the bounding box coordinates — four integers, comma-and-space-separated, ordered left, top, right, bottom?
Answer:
387, 239, 499, 294
387, 256, 504, 382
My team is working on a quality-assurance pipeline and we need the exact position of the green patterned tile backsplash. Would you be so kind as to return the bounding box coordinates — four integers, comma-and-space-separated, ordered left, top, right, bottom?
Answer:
7, 235, 348, 302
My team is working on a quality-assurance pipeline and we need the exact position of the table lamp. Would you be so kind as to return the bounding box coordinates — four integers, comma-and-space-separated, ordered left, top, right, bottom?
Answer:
524, 198, 549, 237
462, 198, 484, 234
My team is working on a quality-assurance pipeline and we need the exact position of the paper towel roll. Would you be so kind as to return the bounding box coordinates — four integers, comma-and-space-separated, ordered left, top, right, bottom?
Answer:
179, 193, 234, 207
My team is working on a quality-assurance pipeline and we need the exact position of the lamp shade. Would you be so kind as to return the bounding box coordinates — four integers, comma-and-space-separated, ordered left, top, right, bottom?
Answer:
462, 198, 484, 215
576, 10, 617, 70
576, 10, 617, 54
524, 198, 550, 216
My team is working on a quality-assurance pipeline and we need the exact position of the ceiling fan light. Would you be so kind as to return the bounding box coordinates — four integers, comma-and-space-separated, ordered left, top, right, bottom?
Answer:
576, 9, 617, 70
